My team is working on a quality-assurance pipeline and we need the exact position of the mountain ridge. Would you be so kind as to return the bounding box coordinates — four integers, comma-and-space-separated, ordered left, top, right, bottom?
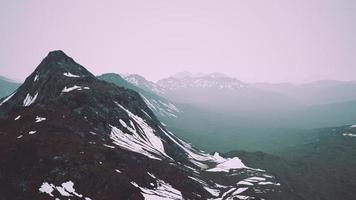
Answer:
99, 73, 180, 120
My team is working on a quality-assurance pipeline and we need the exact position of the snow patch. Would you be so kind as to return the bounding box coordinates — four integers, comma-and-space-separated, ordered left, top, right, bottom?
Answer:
206, 157, 247, 172
62, 85, 90, 93
39, 181, 90, 199
39, 182, 54, 197
233, 187, 249, 195
204, 187, 220, 197
29, 131, 37, 135
34, 74, 39, 82
103, 144, 115, 149
23, 92, 38, 107
111, 102, 170, 160
245, 177, 266, 182
35, 116, 46, 123
14, 115, 21, 120
237, 181, 254, 186
343, 133, 356, 137
258, 181, 280, 186
110, 125, 164, 160
63, 72, 80, 77
212, 152, 227, 163
62, 181, 83, 197
0, 92, 16, 106
131, 179, 182, 200
56, 186, 71, 196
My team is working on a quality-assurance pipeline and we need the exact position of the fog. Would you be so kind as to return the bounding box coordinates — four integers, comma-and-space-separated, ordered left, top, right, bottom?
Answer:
1, 0, 356, 83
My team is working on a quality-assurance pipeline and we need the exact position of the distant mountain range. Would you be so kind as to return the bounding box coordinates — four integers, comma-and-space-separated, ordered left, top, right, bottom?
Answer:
120, 72, 356, 125
120, 72, 356, 153
252, 80, 356, 105
123, 72, 356, 107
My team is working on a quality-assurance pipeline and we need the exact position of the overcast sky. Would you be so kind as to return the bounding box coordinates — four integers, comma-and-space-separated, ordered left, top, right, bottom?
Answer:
1, 0, 355, 83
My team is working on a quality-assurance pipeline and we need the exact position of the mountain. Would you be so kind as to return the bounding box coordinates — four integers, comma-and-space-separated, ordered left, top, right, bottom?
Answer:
0, 75, 20, 99
157, 72, 246, 92
98, 73, 181, 120
252, 80, 356, 105
155, 73, 302, 113
228, 124, 356, 200
0, 51, 293, 200
124, 74, 165, 95
117, 73, 356, 155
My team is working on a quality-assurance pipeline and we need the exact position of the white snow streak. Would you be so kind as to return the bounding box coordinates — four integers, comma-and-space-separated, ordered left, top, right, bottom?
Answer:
63, 72, 80, 77
206, 157, 247, 172
111, 102, 169, 160
62, 85, 90, 93
0, 92, 16, 106
34, 74, 39, 82
258, 181, 280, 186
103, 144, 115, 149
110, 125, 163, 160
343, 133, 356, 137
23, 92, 38, 107
35, 116, 46, 123
237, 181, 254, 186
140, 94, 179, 118
29, 131, 37, 135
131, 179, 182, 200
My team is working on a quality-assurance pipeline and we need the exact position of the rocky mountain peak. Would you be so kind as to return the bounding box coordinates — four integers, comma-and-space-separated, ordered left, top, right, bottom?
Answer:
33, 50, 95, 79
0, 50, 98, 117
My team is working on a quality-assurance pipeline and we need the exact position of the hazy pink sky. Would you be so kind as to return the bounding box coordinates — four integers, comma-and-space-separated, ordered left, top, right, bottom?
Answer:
1, 0, 355, 83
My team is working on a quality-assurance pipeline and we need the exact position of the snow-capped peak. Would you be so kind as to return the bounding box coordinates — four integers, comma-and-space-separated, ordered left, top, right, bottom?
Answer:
157, 72, 246, 91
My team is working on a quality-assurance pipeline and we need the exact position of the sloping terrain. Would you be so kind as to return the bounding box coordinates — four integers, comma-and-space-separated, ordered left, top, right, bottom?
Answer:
98, 73, 181, 120
0, 51, 295, 200
0, 76, 20, 99
123, 73, 356, 154
228, 125, 356, 200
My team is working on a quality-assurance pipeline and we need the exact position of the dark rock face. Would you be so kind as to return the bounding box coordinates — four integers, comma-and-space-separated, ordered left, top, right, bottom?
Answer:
0, 51, 298, 200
